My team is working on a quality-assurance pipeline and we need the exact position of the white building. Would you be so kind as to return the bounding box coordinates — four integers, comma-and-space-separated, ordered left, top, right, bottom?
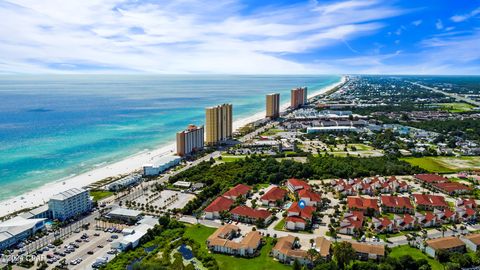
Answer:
143, 155, 181, 176
48, 188, 92, 221
111, 216, 158, 251
0, 216, 46, 250
106, 174, 142, 191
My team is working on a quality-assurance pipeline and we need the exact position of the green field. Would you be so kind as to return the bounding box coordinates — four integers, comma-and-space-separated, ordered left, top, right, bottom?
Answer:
218, 155, 247, 162
389, 245, 442, 270
401, 156, 480, 173
260, 128, 284, 136
438, 102, 475, 113
184, 224, 290, 270
89, 190, 114, 201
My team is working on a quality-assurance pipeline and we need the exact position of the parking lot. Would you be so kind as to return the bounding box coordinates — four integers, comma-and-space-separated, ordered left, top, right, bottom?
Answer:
135, 189, 196, 210
40, 228, 123, 270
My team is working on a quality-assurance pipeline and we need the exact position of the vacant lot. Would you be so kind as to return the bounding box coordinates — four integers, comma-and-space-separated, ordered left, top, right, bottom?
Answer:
438, 102, 475, 113
401, 156, 480, 173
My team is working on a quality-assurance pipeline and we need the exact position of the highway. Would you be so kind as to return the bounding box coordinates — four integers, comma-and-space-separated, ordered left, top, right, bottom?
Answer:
409, 81, 480, 107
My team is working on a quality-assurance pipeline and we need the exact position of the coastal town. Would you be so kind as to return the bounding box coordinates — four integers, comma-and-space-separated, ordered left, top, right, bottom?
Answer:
1, 75, 480, 270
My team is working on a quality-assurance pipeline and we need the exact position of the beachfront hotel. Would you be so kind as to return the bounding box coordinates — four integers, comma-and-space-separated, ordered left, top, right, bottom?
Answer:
205, 103, 233, 145
266, 93, 280, 119
176, 124, 205, 156
48, 188, 92, 221
290, 87, 308, 109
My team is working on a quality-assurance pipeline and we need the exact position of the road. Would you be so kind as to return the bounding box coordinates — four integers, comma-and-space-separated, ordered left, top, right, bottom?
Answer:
409, 81, 480, 107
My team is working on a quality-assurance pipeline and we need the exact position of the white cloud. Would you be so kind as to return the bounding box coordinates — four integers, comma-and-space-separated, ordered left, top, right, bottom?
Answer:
435, 19, 444, 30
0, 0, 407, 74
450, 7, 480, 22
411, 20, 422, 26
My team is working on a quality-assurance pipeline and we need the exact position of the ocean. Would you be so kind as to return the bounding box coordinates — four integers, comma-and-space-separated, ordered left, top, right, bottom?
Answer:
0, 75, 340, 200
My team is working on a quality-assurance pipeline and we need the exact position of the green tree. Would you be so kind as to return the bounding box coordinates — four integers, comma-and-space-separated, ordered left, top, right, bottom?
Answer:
333, 242, 356, 269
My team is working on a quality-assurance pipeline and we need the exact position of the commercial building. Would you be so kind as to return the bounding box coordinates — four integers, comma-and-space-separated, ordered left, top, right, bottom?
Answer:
0, 216, 46, 250
306, 126, 359, 134
143, 155, 181, 176
48, 188, 92, 221
107, 208, 143, 224
290, 87, 307, 109
176, 124, 204, 156
205, 104, 233, 145
266, 93, 280, 119
112, 216, 158, 251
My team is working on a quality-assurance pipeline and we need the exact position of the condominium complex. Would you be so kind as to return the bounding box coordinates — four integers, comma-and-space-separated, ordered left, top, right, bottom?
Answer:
48, 188, 92, 221
205, 103, 233, 145
176, 124, 204, 156
266, 93, 280, 119
290, 87, 308, 109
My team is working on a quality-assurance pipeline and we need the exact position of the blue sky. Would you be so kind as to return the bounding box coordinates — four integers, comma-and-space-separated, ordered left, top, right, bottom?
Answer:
0, 0, 479, 74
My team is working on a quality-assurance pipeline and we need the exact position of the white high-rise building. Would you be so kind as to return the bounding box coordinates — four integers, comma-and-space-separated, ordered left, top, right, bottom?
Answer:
48, 188, 92, 221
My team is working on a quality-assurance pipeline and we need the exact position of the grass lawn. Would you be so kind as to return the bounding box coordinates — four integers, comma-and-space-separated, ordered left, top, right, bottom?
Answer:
90, 190, 114, 201
273, 219, 286, 231
389, 245, 442, 270
438, 102, 475, 113
184, 224, 290, 270
218, 155, 247, 162
260, 128, 284, 136
401, 156, 480, 173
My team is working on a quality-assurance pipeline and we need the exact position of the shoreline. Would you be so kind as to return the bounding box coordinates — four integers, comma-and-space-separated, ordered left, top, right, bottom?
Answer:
0, 75, 345, 217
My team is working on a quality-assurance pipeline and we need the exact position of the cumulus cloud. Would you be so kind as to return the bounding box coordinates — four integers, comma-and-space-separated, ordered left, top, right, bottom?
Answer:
0, 0, 406, 74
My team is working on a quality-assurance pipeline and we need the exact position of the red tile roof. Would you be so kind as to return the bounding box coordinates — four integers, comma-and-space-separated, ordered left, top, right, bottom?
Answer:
342, 211, 364, 229
230, 205, 271, 220
380, 195, 413, 209
415, 174, 448, 183
285, 216, 307, 224
288, 202, 315, 220
260, 187, 288, 202
434, 182, 472, 193
223, 184, 251, 198
287, 178, 311, 190
413, 194, 448, 208
347, 196, 379, 211
403, 214, 414, 224
298, 189, 321, 202
204, 196, 234, 213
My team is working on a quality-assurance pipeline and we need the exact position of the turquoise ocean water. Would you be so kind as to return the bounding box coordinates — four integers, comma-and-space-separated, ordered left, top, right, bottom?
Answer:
0, 75, 340, 200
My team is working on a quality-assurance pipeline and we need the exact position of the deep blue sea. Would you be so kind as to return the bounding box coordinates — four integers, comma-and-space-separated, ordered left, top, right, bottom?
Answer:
0, 75, 340, 200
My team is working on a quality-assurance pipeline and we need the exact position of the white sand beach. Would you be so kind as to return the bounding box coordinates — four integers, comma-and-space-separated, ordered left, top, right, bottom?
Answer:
0, 76, 345, 216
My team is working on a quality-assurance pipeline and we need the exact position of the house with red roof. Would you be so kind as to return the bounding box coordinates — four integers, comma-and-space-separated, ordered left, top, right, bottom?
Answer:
347, 196, 379, 216
456, 198, 477, 209
393, 214, 415, 230
298, 189, 321, 207
286, 178, 311, 193
415, 212, 438, 227
414, 174, 448, 184
230, 205, 272, 226
372, 217, 394, 233
339, 211, 364, 235
413, 194, 449, 211
455, 206, 477, 222
432, 182, 472, 195
223, 184, 251, 200
434, 208, 456, 223
285, 202, 315, 231
260, 187, 288, 207
380, 195, 414, 214
204, 196, 235, 219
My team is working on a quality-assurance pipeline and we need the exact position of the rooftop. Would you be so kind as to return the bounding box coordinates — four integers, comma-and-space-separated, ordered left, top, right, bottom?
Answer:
50, 188, 87, 201
426, 236, 465, 250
